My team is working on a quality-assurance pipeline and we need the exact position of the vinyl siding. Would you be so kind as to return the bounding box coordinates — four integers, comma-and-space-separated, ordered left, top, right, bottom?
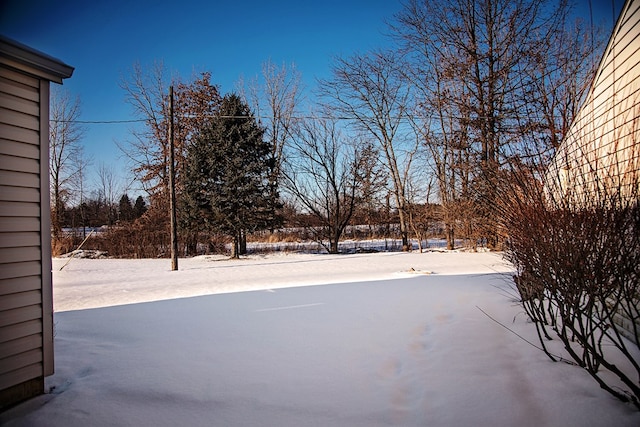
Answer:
0, 62, 46, 400
0, 35, 72, 409
548, 0, 640, 200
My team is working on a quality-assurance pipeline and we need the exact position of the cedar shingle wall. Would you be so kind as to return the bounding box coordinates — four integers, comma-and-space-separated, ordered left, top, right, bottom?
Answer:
0, 64, 46, 397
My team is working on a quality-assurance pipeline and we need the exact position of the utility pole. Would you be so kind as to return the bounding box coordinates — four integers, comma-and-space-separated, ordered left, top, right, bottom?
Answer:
169, 86, 179, 270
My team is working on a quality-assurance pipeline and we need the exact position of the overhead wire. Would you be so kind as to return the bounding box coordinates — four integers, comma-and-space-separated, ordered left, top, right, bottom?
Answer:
50, 114, 354, 124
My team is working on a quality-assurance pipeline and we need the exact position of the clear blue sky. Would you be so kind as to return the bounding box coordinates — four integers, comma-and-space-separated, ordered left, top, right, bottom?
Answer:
0, 0, 624, 197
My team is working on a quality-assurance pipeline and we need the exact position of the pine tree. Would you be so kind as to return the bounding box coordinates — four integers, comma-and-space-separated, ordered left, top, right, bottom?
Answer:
182, 94, 281, 257
133, 196, 147, 219
118, 194, 134, 222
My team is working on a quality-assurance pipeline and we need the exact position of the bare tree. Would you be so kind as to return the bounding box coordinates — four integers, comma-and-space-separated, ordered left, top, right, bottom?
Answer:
95, 162, 126, 226
282, 116, 363, 254
408, 70, 474, 249
119, 63, 221, 199
352, 138, 389, 234
240, 59, 303, 174
394, 0, 571, 248
513, 16, 604, 161
405, 175, 436, 252
119, 61, 169, 196
319, 49, 416, 250
49, 86, 85, 238
70, 146, 90, 239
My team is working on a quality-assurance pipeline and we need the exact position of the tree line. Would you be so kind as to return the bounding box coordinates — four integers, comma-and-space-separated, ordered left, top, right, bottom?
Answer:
59, 193, 147, 231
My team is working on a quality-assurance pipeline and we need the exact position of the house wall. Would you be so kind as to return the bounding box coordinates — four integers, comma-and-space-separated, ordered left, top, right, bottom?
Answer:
0, 56, 54, 410
548, 0, 640, 201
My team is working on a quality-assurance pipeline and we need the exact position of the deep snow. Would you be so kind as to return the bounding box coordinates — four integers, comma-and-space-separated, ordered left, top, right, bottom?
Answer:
1, 251, 639, 426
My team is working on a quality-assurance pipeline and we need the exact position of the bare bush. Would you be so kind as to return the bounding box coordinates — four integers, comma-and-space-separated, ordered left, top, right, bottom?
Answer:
51, 234, 78, 257
497, 162, 640, 409
86, 207, 170, 258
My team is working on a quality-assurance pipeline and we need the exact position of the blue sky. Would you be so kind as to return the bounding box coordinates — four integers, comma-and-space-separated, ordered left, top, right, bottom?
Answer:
0, 0, 624, 196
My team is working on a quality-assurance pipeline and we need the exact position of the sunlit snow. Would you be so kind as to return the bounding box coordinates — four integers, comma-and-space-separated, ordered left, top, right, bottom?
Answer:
1, 251, 638, 426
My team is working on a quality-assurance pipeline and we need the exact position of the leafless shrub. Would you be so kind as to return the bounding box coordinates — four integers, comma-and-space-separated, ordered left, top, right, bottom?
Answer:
496, 158, 640, 409
86, 207, 170, 258
51, 234, 77, 257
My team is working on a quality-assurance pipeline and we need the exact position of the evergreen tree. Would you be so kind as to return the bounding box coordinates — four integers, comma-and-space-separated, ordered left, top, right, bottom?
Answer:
182, 94, 281, 257
118, 194, 134, 222
133, 195, 147, 219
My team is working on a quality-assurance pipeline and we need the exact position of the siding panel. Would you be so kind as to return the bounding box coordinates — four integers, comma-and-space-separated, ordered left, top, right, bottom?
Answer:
0, 363, 42, 391
0, 334, 41, 360
0, 305, 42, 328
0, 80, 39, 103
547, 0, 640, 344
0, 123, 39, 145
0, 91, 39, 117
0, 276, 41, 296
0, 232, 40, 248
0, 67, 39, 88
0, 349, 42, 376
0, 139, 40, 159
0, 33, 72, 407
0, 185, 40, 203
0, 153, 40, 174
0, 170, 39, 188
0, 291, 41, 311
0, 54, 45, 397
0, 107, 39, 131
0, 319, 42, 344
0, 262, 41, 280
0, 201, 40, 217
0, 217, 40, 232
0, 247, 41, 264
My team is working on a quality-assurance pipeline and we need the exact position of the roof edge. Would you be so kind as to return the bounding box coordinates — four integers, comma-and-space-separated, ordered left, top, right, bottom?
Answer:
0, 35, 74, 83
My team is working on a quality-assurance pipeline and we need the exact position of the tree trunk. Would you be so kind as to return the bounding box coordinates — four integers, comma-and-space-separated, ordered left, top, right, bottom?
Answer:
231, 234, 239, 259
401, 232, 409, 251
446, 223, 455, 250
239, 229, 247, 255
185, 232, 197, 256
398, 206, 410, 251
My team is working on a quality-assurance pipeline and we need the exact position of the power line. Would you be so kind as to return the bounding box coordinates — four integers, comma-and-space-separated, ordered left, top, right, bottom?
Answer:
50, 109, 579, 125
49, 114, 360, 125
51, 118, 146, 124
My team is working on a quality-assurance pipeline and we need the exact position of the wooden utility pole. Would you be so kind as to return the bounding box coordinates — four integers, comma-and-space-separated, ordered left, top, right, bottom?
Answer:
169, 86, 179, 270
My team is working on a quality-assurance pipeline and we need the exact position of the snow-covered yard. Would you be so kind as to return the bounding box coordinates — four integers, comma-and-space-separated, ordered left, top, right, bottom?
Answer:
1, 251, 639, 426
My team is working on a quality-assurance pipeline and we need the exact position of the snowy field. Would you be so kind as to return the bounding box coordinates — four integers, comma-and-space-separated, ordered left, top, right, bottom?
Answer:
2, 251, 639, 426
